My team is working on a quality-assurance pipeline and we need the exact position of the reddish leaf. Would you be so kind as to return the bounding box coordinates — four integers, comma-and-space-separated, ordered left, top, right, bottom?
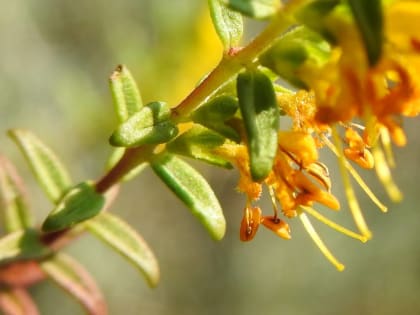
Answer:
0, 288, 39, 315
0, 261, 45, 287
41, 253, 107, 315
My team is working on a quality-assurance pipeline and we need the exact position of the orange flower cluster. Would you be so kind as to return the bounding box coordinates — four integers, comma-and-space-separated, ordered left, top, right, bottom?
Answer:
218, 127, 340, 241
219, 0, 420, 269
268, 131, 339, 217
343, 127, 374, 169
310, 1, 420, 148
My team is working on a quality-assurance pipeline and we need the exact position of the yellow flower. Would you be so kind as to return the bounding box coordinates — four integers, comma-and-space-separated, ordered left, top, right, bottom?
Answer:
343, 127, 374, 169
218, 144, 262, 201
217, 1, 420, 270
293, 0, 420, 206
310, 0, 420, 147
218, 127, 343, 262
219, 84, 389, 269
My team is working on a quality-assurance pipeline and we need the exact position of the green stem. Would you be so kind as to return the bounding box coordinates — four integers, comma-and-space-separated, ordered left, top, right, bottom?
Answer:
171, 11, 295, 121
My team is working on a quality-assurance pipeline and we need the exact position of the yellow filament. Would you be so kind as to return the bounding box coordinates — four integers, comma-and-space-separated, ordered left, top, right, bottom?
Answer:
268, 186, 279, 217
299, 212, 345, 271
322, 134, 388, 213
331, 127, 372, 239
300, 206, 368, 242
371, 143, 403, 202
380, 128, 396, 168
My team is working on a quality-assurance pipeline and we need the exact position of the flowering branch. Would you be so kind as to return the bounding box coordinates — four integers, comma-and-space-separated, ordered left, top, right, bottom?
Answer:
1, 0, 419, 314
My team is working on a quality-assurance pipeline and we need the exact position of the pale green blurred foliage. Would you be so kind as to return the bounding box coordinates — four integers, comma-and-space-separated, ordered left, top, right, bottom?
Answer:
1, 1, 420, 314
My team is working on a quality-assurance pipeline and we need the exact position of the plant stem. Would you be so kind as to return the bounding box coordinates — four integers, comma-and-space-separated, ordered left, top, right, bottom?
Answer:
95, 146, 152, 193
171, 11, 295, 121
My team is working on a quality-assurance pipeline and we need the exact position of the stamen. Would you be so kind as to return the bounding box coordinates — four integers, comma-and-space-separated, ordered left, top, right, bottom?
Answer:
240, 206, 262, 241
371, 143, 403, 202
380, 128, 396, 168
280, 148, 301, 168
349, 122, 365, 130
332, 127, 372, 239
268, 186, 279, 219
322, 134, 388, 213
300, 206, 368, 242
298, 212, 345, 271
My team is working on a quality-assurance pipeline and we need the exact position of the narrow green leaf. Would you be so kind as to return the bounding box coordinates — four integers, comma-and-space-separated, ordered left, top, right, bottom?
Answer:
42, 182, 105, 232
84, 212, 160, 287
151, 153, 226, 240
208, 0, 243, 50
110, 64, 143, 122
259, 25, 331, 88
41, 253, 107, 315
110, 101, 178, 148
167, 125, 232, 168
220, 0, 280, 19
110, 121, 178, 148
0, 288, 40, 315
236, 69, 279, 181
0, 156, 33, 232
8, 129, 72, 203
107, 65, 147, 181
192, 95, 239, 141
0, 229, 51, 264
348, 0, 383, 65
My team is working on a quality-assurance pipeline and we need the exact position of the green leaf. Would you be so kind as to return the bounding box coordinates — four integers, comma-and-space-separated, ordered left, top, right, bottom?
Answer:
0, 156, 33, 232
259, 25, 331, 88
41, 253, 107, 315
121, 163, 147, 182
151, 153, 226, 240
8, 129, 72, 203
42, 182, 105, 232
208, 0, 243, 50
348, 0, 383, 65
236, 68, 279, 181
109, 64, 143, 122
295, 0, 340, 38
0, 229, 51, 264
0, 288, 40, 315
167, 125, 232, 168
192, 95, 239, 141
84, 212, 160, 287
110, 101, 178, 148
220, 0, 280, 19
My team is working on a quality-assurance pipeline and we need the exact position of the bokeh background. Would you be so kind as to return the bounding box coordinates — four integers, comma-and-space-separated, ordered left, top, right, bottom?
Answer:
1, 1, 420, 314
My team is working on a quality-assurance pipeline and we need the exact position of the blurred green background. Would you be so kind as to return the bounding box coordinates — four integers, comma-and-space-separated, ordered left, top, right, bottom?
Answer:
1, 1, 420, 314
